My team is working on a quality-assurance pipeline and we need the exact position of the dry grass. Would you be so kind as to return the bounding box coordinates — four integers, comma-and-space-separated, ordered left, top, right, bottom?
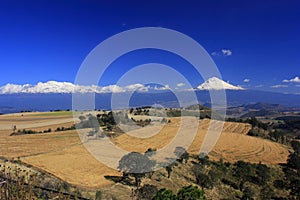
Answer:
0, 113, 289, 188
112, 118, 288, 164
0, 111, 75, 130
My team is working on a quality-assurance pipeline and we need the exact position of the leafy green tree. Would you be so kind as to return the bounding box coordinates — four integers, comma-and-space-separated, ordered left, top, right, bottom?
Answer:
241, 187, 254, 200
166, 165, 173, 179
283, 167, 298, 182
290, 179, 300, 198
145, 148, 157, 157
97, 111, 116, 128
78, 115, 86, 122
130, 108, 134, 114
255, 163, 270, 185
177, 185, 206, 200
195, 173, 213, 189
152, 188, 176, 200
287, 153, 300, 170
161, 118, 167, 124
208, 170, 221, 184
269, 130, 283, 142
291, 141, 300, 155
174, 146, 189, 163
88, 115, 100, 132
245, 117, 267, 130
118, 152, 156, 188
95, 190, 102, 200
234, 161, 255, 189
259, 185, 274, 200
197, 154, 210, 166
273, 179, 287, 190
137, 184, 158, 200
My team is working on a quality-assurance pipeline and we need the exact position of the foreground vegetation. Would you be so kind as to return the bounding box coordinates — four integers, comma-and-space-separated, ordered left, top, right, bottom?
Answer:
1, 106, 299, 199
0, 158, 91, 199
107, 140, 299, 199
227, 116, 300, 144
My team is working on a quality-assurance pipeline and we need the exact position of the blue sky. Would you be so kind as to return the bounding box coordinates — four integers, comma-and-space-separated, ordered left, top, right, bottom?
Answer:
0, 0, 299, 93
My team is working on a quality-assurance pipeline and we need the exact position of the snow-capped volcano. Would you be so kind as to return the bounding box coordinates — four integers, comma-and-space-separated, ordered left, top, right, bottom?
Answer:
196, 77, 244, 90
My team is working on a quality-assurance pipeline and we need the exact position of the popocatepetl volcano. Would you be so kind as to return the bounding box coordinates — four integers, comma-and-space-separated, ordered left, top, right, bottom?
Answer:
196, 77, 244, 90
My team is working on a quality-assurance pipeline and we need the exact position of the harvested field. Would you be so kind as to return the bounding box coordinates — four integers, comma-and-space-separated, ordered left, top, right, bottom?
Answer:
0, 111, 75, 130
0, 113, 289, 188
112, 118, 288, 164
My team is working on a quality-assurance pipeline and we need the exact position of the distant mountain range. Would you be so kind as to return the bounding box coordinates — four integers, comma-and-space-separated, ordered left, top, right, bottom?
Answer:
0, 78, 299, 114
0, 90, 299, 114
226, 102, 297, 117
239, 102, 286, 110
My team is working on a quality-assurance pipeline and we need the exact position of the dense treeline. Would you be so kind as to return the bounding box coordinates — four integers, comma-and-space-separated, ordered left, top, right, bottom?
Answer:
227, 116, 300, 144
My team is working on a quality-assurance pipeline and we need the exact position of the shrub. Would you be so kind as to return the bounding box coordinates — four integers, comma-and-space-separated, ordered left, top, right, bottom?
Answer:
137, 184, 158, 200
196, 173, 213, 189
152, 188, 176, 200
177, 185, 206, 200
242, 187, 254, 200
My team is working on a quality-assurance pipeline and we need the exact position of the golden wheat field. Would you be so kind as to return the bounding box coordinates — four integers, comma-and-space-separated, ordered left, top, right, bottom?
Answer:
0, 112, 289, 188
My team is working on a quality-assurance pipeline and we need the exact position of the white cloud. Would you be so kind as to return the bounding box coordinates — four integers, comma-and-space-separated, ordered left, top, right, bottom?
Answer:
221, 49, 232, 56
211, 52, 218, 56
124, 84, 150, 92
211, 49, 232, 57
98, 85, 124, 93
0, 81, 150, 94
176, 83, 185, 87
255, 85, 263, 88
243, 79, 250, 83
154, 85, 171, 91
271, 84, 288, 88
283, 76, 300, 83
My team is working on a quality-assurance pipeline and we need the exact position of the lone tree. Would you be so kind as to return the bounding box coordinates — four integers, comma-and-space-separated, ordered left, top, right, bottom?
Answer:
78, 115, 86, 122
145, 148, 157, 157
166, 164, 173, 179
174, 146, 189, 163
118, 152, 156, 189
198, 153, 210, 166
88, 115, 100, 132
12, 125, 17, 134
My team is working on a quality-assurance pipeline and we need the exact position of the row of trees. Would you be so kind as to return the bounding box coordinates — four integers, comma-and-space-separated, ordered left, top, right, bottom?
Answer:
12, 128, 52, 135
115, 146, 288, 199
284, 141, 300, 197
130, 107, 151, 116
152, 185, 206, 200
227, 116, 299, 145
116, 146, 207, 199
